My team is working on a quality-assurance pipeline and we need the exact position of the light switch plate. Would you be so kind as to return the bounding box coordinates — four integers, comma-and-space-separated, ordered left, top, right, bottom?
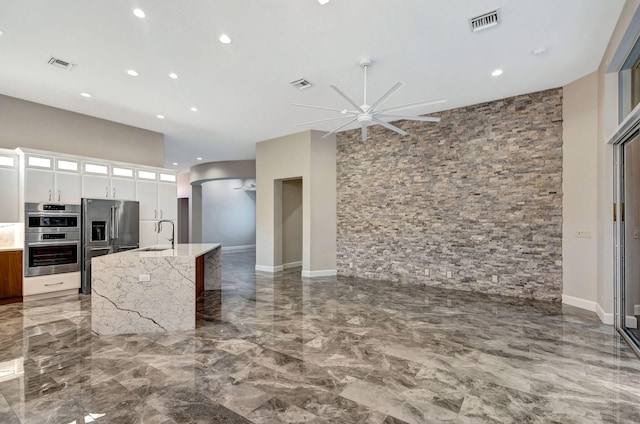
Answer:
576, 230, 592, 238
139, 274, 150, 282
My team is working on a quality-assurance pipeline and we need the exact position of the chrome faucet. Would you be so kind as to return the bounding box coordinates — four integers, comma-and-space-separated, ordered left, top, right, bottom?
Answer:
155, 219, 175, 249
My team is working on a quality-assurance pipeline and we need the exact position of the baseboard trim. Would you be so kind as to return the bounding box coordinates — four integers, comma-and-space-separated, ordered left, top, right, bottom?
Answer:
563, 294, 614, 326
283, 261, 302, 270
627, 315, 638, 329
596, 303, 614, 326
222, 244, 256, 252
255, 264, 283, 273
562, 294, 597, 312
23, 289, 79, 302
301, 269, 337, 278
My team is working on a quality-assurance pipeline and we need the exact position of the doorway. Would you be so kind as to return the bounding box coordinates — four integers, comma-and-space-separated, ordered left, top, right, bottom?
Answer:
617, 130, 640, 355
281, 178, 303, 270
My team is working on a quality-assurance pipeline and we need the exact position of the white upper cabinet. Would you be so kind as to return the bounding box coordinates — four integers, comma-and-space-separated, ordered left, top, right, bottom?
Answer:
55, 172, 82, 203
136, 170, 177, 222
136, 179, 158, 220
82, 174, 111, 199
0, 150, 19, 222
158, 183, 177, 220
111, 178, 136, 201
82, 163, 137, 201
24, 155, 81, 204
82, 162, 110, 199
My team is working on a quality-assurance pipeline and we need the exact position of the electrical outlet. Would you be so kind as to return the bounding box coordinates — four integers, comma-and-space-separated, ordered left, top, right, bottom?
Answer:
446, 270, 452, 278
634, 232, 640, 240
139, 274, 150, 282
492, 275, 498, 283
349, 262, 353, 268
425, 268, 430, 276
576, 230, 592, 238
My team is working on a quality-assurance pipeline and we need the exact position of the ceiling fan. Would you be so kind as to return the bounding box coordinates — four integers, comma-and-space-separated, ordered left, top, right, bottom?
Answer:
293, 58, 445, 141
234, 183, 256, 191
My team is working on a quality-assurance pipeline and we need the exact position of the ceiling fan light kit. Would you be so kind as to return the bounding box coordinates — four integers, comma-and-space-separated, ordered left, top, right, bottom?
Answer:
293, 57, 445, 141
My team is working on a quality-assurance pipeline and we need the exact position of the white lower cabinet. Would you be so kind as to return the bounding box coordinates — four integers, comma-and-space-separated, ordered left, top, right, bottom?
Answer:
23, 272, 80, 297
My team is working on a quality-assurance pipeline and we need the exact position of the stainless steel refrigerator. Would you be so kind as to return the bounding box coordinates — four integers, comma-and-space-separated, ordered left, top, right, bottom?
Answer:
81, 198, 139, 294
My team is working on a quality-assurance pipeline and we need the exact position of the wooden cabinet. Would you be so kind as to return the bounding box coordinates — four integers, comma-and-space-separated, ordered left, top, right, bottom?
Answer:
0, 250, 22, 304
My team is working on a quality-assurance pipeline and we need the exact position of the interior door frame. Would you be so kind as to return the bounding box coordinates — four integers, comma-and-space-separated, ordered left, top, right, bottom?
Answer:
614, 125, 640, 357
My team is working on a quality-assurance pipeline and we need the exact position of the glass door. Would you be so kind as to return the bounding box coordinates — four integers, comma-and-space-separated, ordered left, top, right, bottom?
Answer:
618, 131, 640, 355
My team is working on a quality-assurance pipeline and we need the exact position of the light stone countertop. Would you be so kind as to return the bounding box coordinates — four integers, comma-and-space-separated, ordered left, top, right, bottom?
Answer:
0, 246, 23, 252
114, 243, 221, 258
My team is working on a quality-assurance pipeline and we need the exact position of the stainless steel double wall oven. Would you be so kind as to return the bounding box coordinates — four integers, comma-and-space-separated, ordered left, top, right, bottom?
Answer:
25, 203, 81, 277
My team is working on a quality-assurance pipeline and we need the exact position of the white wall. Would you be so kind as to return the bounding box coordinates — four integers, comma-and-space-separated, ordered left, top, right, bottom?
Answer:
596, 0, 640, 322
255, 130, 336, 275
201, 178, 256, 248
0, 94, 164, 167
561, 0, 640, 323
562, 73, 599, 309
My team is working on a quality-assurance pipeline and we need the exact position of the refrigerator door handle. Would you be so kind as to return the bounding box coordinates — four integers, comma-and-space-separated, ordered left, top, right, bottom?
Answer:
109, 206, 115, 239
114, 206, 119, 239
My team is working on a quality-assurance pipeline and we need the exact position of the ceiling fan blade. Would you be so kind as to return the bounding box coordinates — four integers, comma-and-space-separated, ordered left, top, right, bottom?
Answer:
372, 118, 408, 136
329, 85, 364, 112
361, 125, 368, 142
322, 117, 359, 138
377, 98, 446, 114
294, 115, 357, 126
291, 103, 356, 113
376, 114, 441, 122
368, 82, 404, 112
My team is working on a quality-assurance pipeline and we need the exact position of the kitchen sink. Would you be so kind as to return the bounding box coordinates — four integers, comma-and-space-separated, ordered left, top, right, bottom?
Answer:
138, 247, 170, 252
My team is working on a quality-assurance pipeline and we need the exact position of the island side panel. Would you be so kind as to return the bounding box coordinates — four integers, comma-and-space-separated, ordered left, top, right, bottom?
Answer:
204, 246, 221, 290
196, 255, 204, 299
91, 255, 196, 335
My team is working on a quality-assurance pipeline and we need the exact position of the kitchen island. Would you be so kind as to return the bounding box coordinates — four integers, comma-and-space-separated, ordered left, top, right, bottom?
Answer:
91, 243, 221, 335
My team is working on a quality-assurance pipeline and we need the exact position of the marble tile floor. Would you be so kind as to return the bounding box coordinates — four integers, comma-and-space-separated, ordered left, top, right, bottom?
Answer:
1, 250, 640, 423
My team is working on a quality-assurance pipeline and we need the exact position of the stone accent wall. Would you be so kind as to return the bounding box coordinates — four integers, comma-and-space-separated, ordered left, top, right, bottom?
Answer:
336, 88, 563, 301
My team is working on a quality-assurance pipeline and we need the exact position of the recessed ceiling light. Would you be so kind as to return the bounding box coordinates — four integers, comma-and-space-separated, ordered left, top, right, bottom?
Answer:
172, 162, 178, 166
219, 34, 232, 44
197, 157, 203, 161
318, 0, 330, 4
190, 107, 198, 112
133, 8, 146, 19
169, 73, 178, 79
0, 29, 4, 36
491, 69, 503, 77
157, 114, 165, 119
80, 92, 92, 98
127, 69, 139, 77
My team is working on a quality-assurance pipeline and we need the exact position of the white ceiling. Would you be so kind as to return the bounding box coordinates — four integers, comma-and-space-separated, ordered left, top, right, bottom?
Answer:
0, 0, 625, 170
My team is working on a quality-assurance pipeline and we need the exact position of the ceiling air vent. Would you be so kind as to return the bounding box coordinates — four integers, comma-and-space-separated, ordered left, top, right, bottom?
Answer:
470, 9, 500, 32
48, 56, 76, 71
290, 78, 312, 90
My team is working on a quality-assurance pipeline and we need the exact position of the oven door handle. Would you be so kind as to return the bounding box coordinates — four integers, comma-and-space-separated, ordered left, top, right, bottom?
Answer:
27, 241, 80, 247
